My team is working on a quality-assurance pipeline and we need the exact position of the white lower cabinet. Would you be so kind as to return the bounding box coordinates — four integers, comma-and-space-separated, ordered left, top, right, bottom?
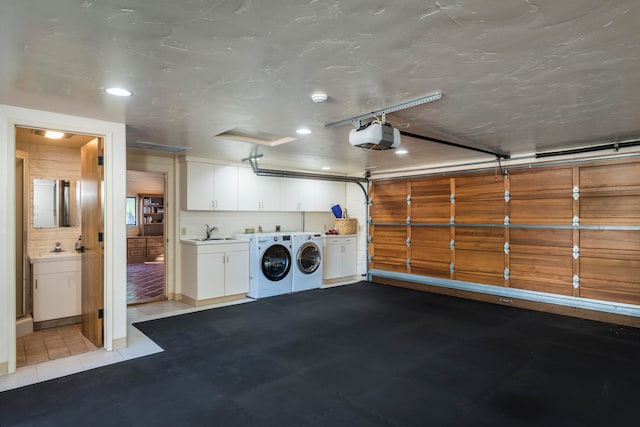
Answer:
32, 258, 81, 322
181, 241, 249, 303
323, 235, 357, 281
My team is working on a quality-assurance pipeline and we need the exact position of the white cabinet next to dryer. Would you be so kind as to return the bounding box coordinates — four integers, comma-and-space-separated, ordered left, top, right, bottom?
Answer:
323, 235, 357, 282
281, 178, 345, 212
180, 240, 249, 305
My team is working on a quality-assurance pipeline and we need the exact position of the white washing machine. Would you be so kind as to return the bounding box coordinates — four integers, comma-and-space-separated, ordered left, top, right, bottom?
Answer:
235, 233, 293, 298
291, 232, 323, 292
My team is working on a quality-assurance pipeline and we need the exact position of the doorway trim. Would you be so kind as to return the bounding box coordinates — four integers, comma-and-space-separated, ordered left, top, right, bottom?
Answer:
0, 105, 127, 375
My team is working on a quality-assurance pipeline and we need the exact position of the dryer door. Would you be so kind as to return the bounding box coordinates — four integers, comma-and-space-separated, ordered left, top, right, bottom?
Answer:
297, 242, 321, 274
261, 244, 291, 281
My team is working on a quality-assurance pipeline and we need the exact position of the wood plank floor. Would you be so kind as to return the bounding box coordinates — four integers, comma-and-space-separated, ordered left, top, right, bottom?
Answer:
127, 262, 165, 304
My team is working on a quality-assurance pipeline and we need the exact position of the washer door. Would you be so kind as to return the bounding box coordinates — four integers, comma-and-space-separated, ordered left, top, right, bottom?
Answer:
261, 244, 291, 281
297, 242, 321, 274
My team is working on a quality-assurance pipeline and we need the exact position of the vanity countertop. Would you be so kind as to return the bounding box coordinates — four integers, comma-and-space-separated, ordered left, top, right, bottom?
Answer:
29, 250, 82, 263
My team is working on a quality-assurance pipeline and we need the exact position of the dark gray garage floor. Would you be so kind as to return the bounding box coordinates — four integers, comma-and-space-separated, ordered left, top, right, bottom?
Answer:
2, 281, 639, 426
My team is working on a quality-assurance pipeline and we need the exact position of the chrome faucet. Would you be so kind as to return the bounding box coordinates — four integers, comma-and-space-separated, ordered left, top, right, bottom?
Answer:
205, 224, 218, 239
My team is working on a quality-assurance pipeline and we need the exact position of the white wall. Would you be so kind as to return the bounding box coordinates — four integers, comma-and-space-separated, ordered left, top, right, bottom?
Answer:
0, 105, 126, 375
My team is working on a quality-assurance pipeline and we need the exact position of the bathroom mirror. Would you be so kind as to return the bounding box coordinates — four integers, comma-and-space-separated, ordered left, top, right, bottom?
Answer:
33, 178, 79, 228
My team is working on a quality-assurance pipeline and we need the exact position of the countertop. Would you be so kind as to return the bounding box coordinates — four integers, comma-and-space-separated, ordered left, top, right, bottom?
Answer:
180, 238, 248, 246
29, 250, 82, 263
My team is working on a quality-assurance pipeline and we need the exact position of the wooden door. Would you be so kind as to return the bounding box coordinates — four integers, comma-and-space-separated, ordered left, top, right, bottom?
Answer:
81, 138, 104, 347
15, 157, 25, 316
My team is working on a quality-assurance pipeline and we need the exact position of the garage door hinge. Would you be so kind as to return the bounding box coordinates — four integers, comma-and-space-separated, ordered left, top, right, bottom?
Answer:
504, 268, 510, 280
504, 190, 510, 202
406, 216, 411, 224
450, 239, 455, 250
504, 216, 510, 226
572, 216, 580, 227
573, 275, 580, 289
450, 216, 455, 225
504, 242, 510, 254
573, 245, 580, 259
450, 263, 455, 274
367, 235, 372, 243
367, 198, 373, 206
406, 237, 411, 247
573, 186, 580, 200
406, 258, 411, 267
450, 193, 455, 204
367, 255, 372, 264
407, 195, 411, 205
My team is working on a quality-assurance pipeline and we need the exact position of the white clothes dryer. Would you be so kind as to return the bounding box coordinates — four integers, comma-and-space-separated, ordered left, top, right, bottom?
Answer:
291, 232, 323, 292
235, 233, 293, 298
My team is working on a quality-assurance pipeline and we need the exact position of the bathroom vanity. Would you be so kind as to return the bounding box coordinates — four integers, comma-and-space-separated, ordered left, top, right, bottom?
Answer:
30, 251, 81, 323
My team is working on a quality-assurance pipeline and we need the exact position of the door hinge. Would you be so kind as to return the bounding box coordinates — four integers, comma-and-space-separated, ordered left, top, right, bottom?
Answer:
98, 308, 104, 319
98, 156, 104, 166
98, 232, 104, 242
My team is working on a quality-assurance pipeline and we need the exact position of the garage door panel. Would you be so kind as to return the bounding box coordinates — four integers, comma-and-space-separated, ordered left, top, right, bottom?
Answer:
510, 167, 573, 198
581, 230, 640, 251
455, 227, 504, 251
455, 249, 504, 275
510, 228, 572, 248
455, 201, 504, 224
580, 196, 640, 225
580, 162, 640, 193
454, 174, 505, 199
510, 198, 573, 225
411, 200, 451, 223
581, 256, 640, 284
454, 272, 504, 287
509, 278, 573, 296
371, 257, 408, 273
371, 182, 408, 223
411, 260, 450, 278
580, 279, 640, 305
510, 252, 572, 280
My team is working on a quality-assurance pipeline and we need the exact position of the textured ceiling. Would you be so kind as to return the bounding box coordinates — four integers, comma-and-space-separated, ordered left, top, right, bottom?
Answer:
1, 1, 639, 176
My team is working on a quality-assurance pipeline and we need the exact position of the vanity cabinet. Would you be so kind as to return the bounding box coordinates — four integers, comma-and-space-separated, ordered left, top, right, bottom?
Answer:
181, 240, 249, 305
180, 161, 238, 211
32, 258, 81, 322
323, 235, 357, 281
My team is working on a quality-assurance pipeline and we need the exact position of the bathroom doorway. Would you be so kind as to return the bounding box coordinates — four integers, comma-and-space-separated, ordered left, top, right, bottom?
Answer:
126, 170, 167, 305
14, 126, 104, 365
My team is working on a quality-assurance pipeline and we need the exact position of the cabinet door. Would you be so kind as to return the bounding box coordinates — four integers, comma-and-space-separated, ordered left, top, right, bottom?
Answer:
225, 250, 250, 295
259, 176, 282, 211
238, 167, 261, 211
213, 165, 238, 210
33, 266, 81, 322
341, 238, 358, 276
184, 162, 215, 210
281, 178, 315, 211
324, 240, 344, 279
197, 252, 225, 299
313, 181, 345, 212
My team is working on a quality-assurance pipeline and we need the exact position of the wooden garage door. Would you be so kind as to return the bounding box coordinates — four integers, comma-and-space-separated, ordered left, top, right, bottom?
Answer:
410, 226, 451, 279
369, 225, 408, 273
370, 181, 408, 223
410, 177, 450, 223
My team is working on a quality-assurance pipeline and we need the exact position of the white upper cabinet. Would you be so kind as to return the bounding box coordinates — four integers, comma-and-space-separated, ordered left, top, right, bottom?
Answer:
181, 161, 238, 211
280, 178, 346, 212
237, 167, 281, 211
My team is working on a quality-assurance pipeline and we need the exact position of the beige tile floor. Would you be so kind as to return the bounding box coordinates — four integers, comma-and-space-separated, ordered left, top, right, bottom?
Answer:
17, 324, 97, 367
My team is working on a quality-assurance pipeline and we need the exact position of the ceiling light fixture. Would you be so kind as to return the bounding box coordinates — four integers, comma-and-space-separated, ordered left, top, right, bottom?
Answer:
311, 91, 328, 103
296, 128, 312, 135
321, 166, 331, 170
45, 130, 65, 139
105, 87, 133, 97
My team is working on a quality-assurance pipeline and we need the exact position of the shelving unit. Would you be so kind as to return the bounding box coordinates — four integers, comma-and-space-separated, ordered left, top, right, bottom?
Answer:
140, 194, 164, 236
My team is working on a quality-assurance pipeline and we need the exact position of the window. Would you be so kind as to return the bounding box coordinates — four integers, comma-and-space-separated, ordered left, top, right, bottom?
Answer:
126, 197, 137, 225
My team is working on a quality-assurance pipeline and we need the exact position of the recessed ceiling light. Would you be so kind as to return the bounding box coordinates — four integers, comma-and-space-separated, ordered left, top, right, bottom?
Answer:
105, 87, 133, 97
45, 130, 65, 139
396, 149, 408, 155
311, 91, 328, 103
321, 166, 331, 170
296, 128, 312, 135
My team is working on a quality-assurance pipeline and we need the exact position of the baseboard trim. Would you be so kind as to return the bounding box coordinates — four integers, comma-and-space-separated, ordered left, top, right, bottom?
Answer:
370, 271, 640, 328
180, 293, 247, 307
